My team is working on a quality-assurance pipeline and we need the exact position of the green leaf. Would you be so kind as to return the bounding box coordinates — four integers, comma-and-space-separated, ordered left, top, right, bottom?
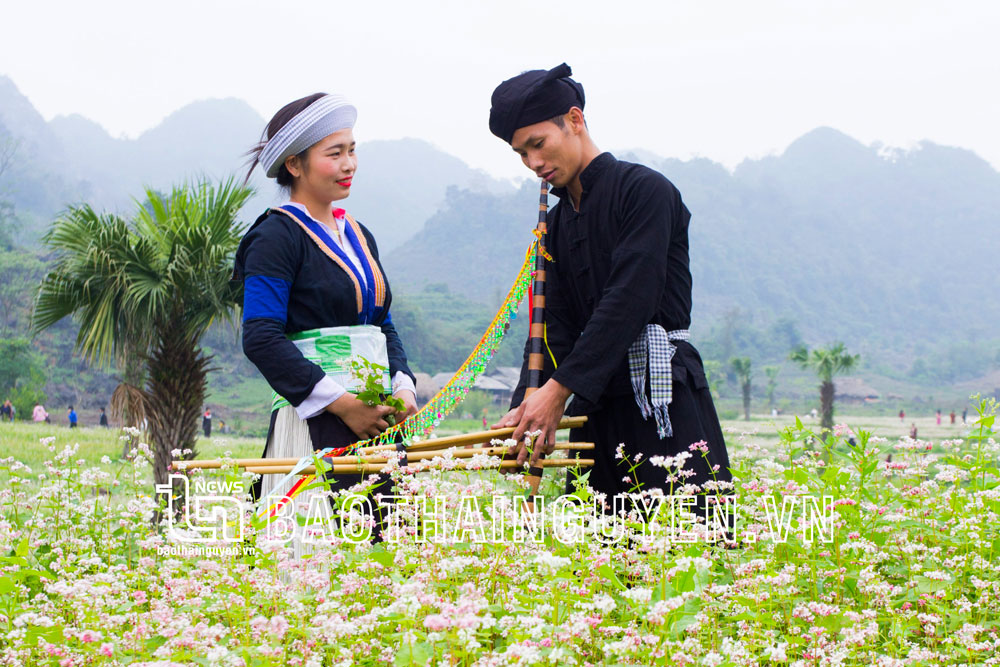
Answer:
395, 641, 434, 666
369, 546, 395, 569
914, 575, 951, 593
25, 624, 64, 647
598, 564, 626, 591
15, 536, 28, 558
145, 635, 169, 652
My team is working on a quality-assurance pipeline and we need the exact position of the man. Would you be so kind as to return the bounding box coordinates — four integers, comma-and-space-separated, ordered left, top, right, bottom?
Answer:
489, 63, 731, 504
68, 405, 78, 429
202, 408, 212, 438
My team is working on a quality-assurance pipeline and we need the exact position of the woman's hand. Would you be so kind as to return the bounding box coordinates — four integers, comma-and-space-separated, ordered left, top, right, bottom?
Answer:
394, 389, 418, 420
326, 393, 394, 439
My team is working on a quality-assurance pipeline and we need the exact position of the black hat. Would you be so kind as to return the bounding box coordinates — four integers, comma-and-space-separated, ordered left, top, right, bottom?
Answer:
489, 63, 585, 144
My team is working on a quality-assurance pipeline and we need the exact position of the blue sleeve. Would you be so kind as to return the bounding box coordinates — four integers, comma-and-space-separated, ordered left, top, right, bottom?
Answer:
243, 275, 291, 323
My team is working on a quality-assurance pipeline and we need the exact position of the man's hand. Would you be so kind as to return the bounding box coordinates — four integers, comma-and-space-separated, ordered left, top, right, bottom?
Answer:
492, 404, 525, 430
394, 389, 418, 420
499, 379, 572, 466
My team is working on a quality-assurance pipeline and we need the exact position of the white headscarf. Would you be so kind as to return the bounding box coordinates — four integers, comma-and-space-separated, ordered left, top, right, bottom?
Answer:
259, 94, 357, 178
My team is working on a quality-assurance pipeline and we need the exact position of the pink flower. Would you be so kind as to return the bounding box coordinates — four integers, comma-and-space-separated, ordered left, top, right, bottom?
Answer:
424, 614, 450, 631
269, 615, 290, 640
133, 590, 148, 603
79, 629, 102, 643
688, 440, 709, 454
100, 643, 114, 657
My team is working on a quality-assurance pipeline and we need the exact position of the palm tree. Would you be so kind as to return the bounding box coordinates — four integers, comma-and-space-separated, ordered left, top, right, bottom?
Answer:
730, 357, 752, 421
764, 366, 780, 409
789, 342, 859, 434
31, 179, 252, 486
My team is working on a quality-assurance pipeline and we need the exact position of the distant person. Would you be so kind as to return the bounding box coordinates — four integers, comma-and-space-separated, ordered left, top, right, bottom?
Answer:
950, 410, 956, 425
6, 401, 14, 422
202, 408, 212, 437
899, 409, 905, 422
219, 419, 229, 435
68, 405, 78, 428
0, 399, 10, 423
32, 403, 49, 423
935, 409, 941, 426
482, 408, 489, 430
909, 422, 918, 439
962, 408, 967, 424
99, 407, 109, 427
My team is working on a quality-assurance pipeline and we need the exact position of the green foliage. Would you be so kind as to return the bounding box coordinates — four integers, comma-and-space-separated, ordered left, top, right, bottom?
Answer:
30, 178, 254, 485
702, 359, 723, 399
32, 179, 252, 366
0, 250, 45, 335
791, 342, 860, 433
349, 356, 405, 425
390, 283, 528, 374
729, 357, 752, 384
454, 390, 493, 419
9, 378, 46, 422
0, 338, 42, 396
764, 365, 780, 407
790, 342, 859, 384
730, 357, 753, 420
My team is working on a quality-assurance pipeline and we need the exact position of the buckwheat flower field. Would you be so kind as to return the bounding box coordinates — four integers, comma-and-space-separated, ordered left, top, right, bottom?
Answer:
1, 402, 998, 666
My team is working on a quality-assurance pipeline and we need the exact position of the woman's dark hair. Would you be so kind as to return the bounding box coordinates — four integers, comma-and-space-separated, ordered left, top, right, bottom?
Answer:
244, 92, 327, 187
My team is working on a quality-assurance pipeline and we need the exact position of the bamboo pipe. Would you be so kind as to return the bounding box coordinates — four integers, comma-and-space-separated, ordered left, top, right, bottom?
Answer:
244, 458, 593, 476
372, 415, 586, 453
176, 442, 594, 470
173, 416, 588, 470
523, 179, 551, 505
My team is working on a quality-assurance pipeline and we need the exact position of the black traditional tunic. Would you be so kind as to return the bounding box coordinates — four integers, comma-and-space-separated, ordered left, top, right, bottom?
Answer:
510, 152, 731, 500
233, 208, 415, 499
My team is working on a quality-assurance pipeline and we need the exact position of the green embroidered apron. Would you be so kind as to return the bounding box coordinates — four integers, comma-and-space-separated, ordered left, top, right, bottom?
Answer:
270, 325, 391, 412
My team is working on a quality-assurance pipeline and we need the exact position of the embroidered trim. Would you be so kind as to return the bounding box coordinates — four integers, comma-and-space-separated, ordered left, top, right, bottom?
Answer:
344, 213, 387, 308
270, 207, 363, 314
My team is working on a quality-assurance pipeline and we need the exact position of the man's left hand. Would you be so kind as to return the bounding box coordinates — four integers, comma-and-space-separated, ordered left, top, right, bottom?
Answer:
509, 379, 572, 466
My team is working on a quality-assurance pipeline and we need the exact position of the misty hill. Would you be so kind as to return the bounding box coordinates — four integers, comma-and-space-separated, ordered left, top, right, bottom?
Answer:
384, 127, 1000, 375
0, 76, 508, 250
3, 74, 999, 383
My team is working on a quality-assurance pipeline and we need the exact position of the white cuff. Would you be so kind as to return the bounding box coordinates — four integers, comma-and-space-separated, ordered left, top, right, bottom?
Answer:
392, 371, 416, 397
295, 375, 346, 420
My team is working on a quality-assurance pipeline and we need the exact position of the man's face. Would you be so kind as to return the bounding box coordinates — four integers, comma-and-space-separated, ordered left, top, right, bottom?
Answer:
510, 115, 582, 188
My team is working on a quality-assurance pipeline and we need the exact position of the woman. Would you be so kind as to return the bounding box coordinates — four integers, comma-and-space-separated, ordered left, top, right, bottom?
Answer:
235, 93, 417, 551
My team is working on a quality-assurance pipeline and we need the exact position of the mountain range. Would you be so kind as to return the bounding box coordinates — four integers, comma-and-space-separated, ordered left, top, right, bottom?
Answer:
2, 74, 999, 381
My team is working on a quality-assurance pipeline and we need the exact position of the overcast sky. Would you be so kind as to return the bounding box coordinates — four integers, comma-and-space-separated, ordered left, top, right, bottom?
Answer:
2, 0, 998, 179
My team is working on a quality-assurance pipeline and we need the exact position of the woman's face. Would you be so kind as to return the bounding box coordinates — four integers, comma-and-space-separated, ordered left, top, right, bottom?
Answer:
286, 128, 357, 203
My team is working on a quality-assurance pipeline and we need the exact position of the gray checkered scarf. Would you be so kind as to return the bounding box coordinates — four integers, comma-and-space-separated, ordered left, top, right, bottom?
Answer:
628, 325, 690, 439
